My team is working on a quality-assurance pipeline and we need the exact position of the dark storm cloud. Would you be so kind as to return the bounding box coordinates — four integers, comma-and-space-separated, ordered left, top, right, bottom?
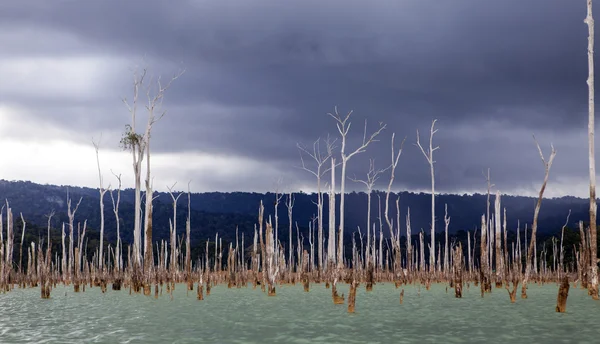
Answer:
0, 0, 591, 194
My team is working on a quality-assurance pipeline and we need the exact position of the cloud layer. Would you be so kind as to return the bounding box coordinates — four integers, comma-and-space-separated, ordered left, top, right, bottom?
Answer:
0, 0, 594, 197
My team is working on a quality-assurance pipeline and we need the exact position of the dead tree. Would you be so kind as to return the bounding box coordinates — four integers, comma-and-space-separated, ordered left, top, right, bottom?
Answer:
383, 133, 406, 277
328, 107, 386, 268
167, 183, 184, 273
66, 191, 82, 282
92, 137, 110, 271
416, 119, 439, 272
453, 243, 463, 298
522, 136, 556, 298
327, 157, 337, 269
585, 0, 599, 300
297, 136, 335, 272
109, 172, 123, 273
444, 204, 450, 276
185, 182, 192, 283
556, 276, 570, 312
285, 192, 295, 273
121, 66, 184, 270
350, 159, 387, 270
495, 191, 503, 286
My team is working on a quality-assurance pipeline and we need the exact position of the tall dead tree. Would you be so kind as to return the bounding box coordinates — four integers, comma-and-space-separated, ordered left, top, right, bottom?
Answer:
444, 204, 450, 274
121, 66, 184, 270
167, 183, 184, 272
349, 159, 386, 269
185, 182, 192, 279
416, 119, 439, 271
273, 179, 284, 267
109, 172, 123, 272
66, 191, 82, 282
522, 136, 556, 298
92, 137, 109, 271
384, 133, 406, 275
495, 191, 503, 285
585, 0, 599, 300
328, 107, 386, 268
285, 192, 295, 272
297, 136, 335, 272
327, 157, 336, 268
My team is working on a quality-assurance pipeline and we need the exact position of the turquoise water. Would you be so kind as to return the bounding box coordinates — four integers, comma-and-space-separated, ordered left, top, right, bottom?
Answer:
0, 283, 598, 343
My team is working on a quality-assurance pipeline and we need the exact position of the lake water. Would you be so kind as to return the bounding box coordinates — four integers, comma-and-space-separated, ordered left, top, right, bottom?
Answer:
0, 282, 598, 343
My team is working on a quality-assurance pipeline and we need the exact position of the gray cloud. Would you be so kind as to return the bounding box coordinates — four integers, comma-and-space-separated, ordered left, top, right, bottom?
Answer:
0, 0, 593, 195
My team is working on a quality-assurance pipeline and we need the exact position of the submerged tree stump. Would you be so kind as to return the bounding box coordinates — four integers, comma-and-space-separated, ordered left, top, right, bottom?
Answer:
348, 281, 358, 313
505, 278, 519, 303
366, 263, 374, 291
556, 276, 570, 313
400, 289, 404, 304
332, 283, 345, 304
197, 283, 204, 300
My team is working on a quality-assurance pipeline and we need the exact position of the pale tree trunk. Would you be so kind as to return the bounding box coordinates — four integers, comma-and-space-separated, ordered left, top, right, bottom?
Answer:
327, 158, 336, 268
522, 137, 556, 298
61, 222, 66, 280
110, 173, 122, 272
18, 213, 25, 276
406, 207, 412, 273
585, 0, 599, 300
480, 215, 489, 295
350, 159, 387, 270
274, 183, 283, 267
328, 107, 385, 269
416, 120, 439, 272
186, 182, 192, 277
495, 191, 503, 284
121, 66, 184, 270
167, 184, 184, 273
66, 192, 82, 282
383, 133, 406, 275
144, 139, 154, 274
444, 204, 450, 275
297, 136, 335, 272
285, 193, 294, 273
93, 138, 109, 271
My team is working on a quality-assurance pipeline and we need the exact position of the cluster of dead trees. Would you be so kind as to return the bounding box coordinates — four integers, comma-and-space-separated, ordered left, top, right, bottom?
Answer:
1, 2, 599, 319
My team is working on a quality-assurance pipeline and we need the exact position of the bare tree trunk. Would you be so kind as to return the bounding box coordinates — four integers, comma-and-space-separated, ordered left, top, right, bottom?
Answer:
585, 0, 599, 300
495, 191, 503, 286
144, 140, 154, 275
444, 204, 450, 275
93, 139, 108, 271
110, 173, 122, 273
416, 120, 439, 272
480, 215, 490, 296
328, 107, 385, 269
522, 137, 556, 298
167, 184, 183, 273
66, 193, 82, 283
185, 182, 192, 279
286, 192, 294, 274
555, 276, 570, 312
327, 158, 336, 269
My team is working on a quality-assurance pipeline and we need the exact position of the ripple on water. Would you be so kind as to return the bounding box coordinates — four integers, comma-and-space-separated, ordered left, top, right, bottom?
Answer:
0, 283, 599, 343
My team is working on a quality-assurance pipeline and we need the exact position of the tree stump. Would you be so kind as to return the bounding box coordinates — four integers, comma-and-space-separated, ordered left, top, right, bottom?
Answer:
556, 276, 570, 313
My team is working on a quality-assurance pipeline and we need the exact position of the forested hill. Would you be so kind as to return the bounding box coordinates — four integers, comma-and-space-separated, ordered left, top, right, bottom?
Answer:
0, 179, 592, 246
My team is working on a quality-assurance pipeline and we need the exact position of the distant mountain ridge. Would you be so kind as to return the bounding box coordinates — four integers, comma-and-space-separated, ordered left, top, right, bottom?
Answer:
0, 179, 593, 247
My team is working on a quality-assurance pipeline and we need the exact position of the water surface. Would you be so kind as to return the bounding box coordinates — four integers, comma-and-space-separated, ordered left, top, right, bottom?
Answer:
0, 283, 597, 343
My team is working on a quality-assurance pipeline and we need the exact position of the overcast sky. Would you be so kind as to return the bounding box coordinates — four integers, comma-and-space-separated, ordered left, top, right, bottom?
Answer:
0, 0, 593, 197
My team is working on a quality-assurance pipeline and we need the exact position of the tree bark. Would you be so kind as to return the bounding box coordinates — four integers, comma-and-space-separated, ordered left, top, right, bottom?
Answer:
585, 0, 599, 300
